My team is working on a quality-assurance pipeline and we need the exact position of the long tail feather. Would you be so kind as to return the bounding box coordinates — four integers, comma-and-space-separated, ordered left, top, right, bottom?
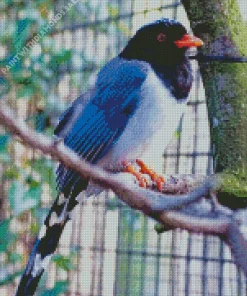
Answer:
15, 191, 80, 296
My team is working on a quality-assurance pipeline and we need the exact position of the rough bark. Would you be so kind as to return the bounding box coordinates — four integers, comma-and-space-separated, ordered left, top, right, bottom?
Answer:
182, 0, 247, 208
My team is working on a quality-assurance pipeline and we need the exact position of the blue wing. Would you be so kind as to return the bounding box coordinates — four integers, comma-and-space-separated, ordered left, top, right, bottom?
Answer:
55, 58, 148, 195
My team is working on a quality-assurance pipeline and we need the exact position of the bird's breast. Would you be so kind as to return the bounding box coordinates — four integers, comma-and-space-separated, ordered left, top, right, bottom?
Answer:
100, 70, 187, 171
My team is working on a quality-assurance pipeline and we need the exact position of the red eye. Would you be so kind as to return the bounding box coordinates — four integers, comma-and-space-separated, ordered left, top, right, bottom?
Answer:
157, 33, 166, 42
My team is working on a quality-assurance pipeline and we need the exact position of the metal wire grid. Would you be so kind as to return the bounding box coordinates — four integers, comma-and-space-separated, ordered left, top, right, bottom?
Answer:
2, 0, 246, 295
42, 1, 247, 295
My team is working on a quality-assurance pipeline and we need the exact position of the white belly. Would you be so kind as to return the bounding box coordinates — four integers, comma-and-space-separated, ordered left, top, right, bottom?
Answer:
99, 70, 187, 171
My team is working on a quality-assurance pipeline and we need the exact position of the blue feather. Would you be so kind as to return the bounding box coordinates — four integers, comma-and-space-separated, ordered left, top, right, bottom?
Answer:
55, 58, 148, 193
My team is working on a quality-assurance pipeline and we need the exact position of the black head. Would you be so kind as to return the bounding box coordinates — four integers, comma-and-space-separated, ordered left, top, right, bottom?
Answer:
120, 18, 203, 66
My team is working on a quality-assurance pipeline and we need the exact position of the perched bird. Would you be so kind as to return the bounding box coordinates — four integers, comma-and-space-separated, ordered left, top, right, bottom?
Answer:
15, 18, 203, 295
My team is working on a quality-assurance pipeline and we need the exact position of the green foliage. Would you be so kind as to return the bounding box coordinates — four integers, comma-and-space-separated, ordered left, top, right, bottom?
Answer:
154, 222, 167, 234
8, 252, 23, 263
52, 254, 75, 271
40, 281, 68, 296
3, 166, 20, 180
8, 180, 41, 216
0, 77, 10, 96
14, 18, 34, 53
0, 219, 17, 253
0, 6, 74, 106
0, 270, 23, 286
106, 195, 119, 211
218, 169, 247, 198
0, 134, 9, 152
0, 0, 128, 292
107, 4, 119, 18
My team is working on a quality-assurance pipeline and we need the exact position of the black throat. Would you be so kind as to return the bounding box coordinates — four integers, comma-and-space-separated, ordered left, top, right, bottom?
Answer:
120, 47, 193, 100
151, 59, 193, 100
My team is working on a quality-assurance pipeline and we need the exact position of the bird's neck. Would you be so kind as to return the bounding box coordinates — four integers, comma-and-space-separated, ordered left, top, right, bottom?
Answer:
151, 60, 193, 100
120, 43, 193, 100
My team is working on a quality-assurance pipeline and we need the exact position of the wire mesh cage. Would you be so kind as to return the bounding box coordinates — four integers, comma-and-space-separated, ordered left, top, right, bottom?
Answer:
1, 0, 247, 295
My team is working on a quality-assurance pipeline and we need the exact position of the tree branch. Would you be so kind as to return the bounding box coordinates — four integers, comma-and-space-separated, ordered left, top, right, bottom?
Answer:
1, 103, 247, 274
0, 104, 224, 228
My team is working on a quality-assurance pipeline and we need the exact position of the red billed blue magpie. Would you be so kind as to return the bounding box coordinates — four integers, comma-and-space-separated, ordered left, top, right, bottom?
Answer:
15, 18, 203, 295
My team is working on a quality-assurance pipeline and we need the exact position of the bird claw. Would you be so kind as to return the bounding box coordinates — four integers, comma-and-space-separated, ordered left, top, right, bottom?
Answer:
136, 159, 165, 191
155, 176, 165, 192
122, 161, 148, 188
122, 160, 165, 191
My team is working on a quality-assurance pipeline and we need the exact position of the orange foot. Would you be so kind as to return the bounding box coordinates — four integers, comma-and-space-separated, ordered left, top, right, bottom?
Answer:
136, 159, 165, 191
122, 161, 148, 188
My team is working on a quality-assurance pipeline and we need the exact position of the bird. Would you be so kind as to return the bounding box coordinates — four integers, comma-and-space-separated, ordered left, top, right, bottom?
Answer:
15, 18, 203, 295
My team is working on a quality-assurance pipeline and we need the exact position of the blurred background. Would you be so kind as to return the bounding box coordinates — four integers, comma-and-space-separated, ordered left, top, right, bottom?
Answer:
0, 0, 247, 295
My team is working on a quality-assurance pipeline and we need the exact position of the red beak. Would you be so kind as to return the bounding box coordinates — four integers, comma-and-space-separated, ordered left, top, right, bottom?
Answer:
174, 34, 203, 48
